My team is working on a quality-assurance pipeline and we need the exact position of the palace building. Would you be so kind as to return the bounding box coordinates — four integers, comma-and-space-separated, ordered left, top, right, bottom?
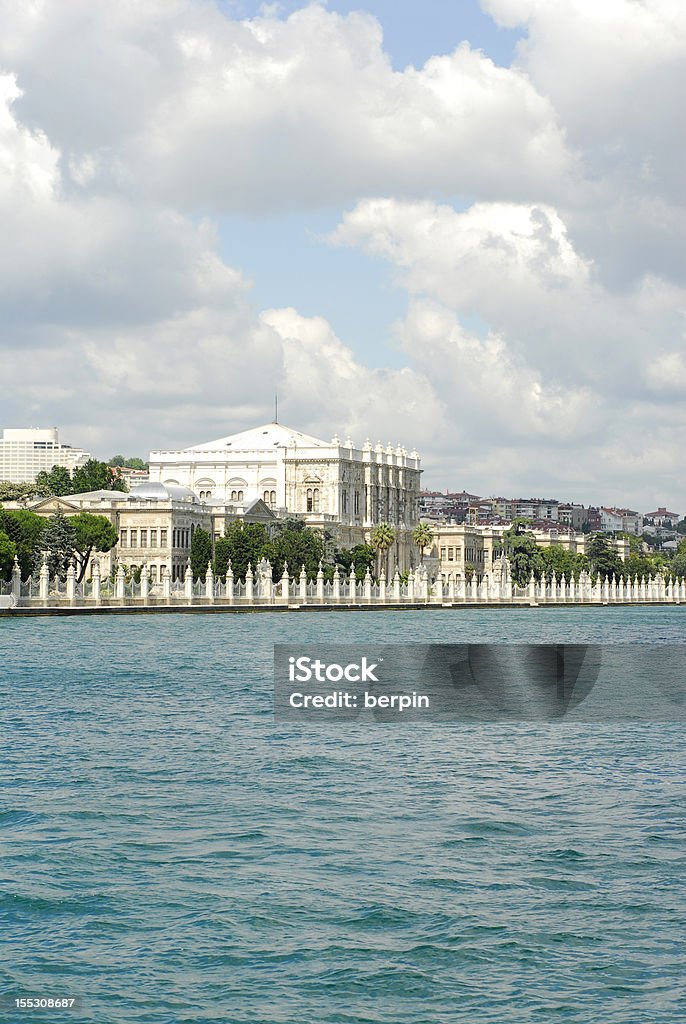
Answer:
148, 422, 423, 568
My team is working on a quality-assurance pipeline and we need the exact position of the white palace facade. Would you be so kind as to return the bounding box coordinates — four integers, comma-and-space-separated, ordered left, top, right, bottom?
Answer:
148, 422, 423, 568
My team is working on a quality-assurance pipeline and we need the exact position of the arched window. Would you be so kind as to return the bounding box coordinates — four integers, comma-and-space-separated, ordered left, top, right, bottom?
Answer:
313, 488, 320, 512
231, 490, 237, 501
238, 490, 244, 502
206, 490, 211, 498
307, 488, 313, 512
263, 490, 270, 503
199, 490, 205, 499
270, 490, 276, 506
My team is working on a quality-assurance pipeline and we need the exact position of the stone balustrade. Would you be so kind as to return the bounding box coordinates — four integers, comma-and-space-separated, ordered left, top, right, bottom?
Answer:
2, 555, 685, 612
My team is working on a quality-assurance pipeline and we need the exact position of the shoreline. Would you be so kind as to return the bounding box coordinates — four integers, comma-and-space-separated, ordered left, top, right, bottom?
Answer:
2, 600, 682, 618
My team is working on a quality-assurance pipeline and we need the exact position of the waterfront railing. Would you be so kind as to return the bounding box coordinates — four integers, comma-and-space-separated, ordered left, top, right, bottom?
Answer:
3, 555, 685, 611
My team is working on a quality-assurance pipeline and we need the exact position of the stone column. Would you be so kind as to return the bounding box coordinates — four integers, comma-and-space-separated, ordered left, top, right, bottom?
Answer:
316, 561, 325, 602
363, 566, 372, 601
115, 563, 126, 601
280, 563, 289, 601
333, 566, 341, 602
245, 563, 255, 603
379, 568, 387, 604
298, 566, 307, 603
140, 563, 149, 604
348, 567, 357, 603
66, 560, 76, 604
433, 573, 443, 602
162, 566, 171, 602
184, 559, 193, 602
92, 559, 101, 605
39, 552, 50, 603
11, 556, 21, 604
392, 568, 401, 602
205, 562, 214, 603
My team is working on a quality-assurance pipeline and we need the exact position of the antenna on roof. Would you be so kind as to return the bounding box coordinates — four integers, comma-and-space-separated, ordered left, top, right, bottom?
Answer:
274, 392, 278, 423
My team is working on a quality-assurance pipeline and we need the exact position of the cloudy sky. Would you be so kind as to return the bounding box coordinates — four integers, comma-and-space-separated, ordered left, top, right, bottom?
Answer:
2, 0, 685, 509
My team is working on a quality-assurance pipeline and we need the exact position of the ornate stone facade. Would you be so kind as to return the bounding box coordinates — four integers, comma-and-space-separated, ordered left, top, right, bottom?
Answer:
148, 422, 423, 569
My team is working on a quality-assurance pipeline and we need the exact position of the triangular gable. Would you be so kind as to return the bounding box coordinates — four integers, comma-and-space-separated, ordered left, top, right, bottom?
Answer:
242, 498, 276, 521
29, 496, 81, 514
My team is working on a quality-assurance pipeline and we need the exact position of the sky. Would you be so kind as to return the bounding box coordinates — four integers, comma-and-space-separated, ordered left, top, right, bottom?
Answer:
1, 0, 685, 510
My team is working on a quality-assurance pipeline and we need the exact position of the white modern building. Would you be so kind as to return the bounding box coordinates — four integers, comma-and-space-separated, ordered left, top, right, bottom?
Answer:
0, 428, 91, 483
148, 421, 423, 568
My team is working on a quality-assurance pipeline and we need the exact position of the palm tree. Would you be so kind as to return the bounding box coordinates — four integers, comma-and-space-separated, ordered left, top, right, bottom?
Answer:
370, 523, 396, 578
412, 522, 433, 563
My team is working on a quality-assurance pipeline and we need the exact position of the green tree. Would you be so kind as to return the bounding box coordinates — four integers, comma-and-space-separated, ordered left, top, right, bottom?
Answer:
677, 519, 686, 536
334, 543, 375, 580
370, 523, 396, 577
212, 536, 233, 577
412, 522, 434, 563
0, 508, 46, 579
0, 481, 38, 502
108, 456, 147, 470
0, 530, 17, 580
35, 465, 73, 496
72, 459, 127, 494
503, 520, 544, 587
37, 510, 76, 580
216, 521, 269, 580
586, 534, 623, 579
69, 512, 119, 583
539, 544, 588, 582
264, 520, 326, 580
670, 553, 686, 578
189, 527, 213, 581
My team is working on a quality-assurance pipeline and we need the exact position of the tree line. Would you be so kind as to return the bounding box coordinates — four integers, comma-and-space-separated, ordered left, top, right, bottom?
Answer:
503, 520, 686, 586
0, 508, 118, 582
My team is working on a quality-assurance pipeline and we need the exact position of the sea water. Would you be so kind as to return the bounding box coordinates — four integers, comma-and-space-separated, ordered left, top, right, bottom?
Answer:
1, 607, 685, 1023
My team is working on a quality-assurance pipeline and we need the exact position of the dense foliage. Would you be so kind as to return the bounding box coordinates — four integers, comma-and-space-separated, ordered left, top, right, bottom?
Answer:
35, 460, 127, 497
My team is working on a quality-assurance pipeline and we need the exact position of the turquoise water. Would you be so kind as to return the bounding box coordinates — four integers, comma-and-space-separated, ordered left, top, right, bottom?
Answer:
1, 607, 685, 1024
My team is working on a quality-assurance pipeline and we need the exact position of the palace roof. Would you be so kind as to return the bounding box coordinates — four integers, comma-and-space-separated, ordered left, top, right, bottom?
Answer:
184, 422, 329, 452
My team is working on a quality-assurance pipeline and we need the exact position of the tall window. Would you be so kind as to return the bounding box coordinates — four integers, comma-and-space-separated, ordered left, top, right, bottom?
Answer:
140, 529, 147, 548
160, 529, 167, 547
307, 488, 313, 512
238, 490, 244, 502
120, 529, 127, 548
150, 529, 157, 547
270, 489, 276, 506
231, 490, 237, 501
313, 488, 320, 512
130, 530, 137, 548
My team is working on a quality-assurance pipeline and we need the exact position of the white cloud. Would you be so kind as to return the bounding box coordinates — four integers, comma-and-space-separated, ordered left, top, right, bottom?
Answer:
1, 0, 685, 510
261, 306, 447, 449
0, 0, 572, 210
330, 194, 686, 503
